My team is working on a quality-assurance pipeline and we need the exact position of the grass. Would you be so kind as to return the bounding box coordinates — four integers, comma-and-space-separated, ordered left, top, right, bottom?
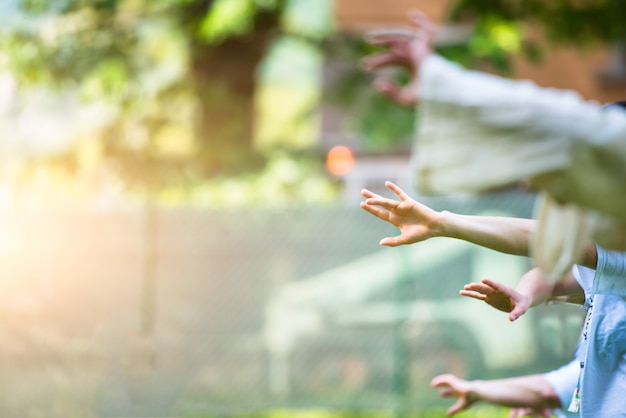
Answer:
185, 405, 513, 418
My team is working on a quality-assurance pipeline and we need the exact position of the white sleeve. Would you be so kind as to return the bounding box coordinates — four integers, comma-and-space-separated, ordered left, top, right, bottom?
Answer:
414, 55, 626, 222
530, 192, 596, 280
543, 360, 580, 417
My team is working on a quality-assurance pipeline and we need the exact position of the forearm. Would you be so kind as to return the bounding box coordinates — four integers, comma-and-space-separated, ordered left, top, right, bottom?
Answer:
470, 375, 561, 410
550, 271, 585, 302
437, 211, 535, 256
516, 269, 584, 308
515, 268, 557, 307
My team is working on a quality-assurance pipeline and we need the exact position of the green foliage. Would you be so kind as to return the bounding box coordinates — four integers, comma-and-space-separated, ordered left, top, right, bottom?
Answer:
199, 0, 257, 42
81, 58, 130, 100
466, 16, 523, 73
282, 0, 334, 40
4, 0, 626, 202
0, 0, 299, 199
451, 0, 626, 45
178, 151, 339, 208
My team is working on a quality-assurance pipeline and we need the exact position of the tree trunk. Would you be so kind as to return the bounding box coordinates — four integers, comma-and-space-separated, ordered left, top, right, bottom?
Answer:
190, 11, 280, 176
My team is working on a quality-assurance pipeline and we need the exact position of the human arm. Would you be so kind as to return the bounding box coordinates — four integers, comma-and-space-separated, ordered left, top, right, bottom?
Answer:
410, 30, 626, 222
430, 373, 561, 416
361, 181, 600, 274
515, 268, 583, 307
361, 181, 534, 255
461, 269, 583, 321
415, 54, 626, 222
363, 11, 626, 224
362, 11, 583, 196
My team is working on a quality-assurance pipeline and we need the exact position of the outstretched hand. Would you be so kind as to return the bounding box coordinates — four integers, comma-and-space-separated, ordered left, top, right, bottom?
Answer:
431, 373, 479, 416
460, 278, 532, 322
361, 10, 436, 106
360, 181, 441, 246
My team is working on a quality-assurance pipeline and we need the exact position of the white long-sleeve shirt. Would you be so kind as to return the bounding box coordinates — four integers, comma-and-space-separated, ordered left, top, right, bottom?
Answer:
543, 360, 580, 418
414, 55, 626, 277
416, 54, 626, 221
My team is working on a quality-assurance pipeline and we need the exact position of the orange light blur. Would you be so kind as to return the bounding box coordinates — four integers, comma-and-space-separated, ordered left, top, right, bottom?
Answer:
326, 145, 355, 176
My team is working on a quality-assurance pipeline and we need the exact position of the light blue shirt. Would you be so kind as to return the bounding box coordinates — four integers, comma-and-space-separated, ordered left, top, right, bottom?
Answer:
573, 247, 626, 417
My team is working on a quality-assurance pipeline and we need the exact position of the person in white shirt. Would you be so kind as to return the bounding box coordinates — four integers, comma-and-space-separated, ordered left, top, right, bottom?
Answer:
361, 11, 626, 279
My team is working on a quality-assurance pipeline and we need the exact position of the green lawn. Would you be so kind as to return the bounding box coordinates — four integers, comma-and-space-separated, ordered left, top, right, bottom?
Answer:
187, 406, 514, 418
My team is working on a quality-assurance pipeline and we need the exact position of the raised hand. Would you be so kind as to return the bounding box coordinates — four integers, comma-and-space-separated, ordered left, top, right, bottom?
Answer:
361, 10, 436, 106
431, 373, 479, 416
360, 181, 441, 246
460, 278, 532, 322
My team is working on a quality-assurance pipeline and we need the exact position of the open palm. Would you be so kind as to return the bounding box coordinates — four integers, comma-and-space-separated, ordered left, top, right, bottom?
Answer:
360, 181, 440, 246
460, 278, 531, 322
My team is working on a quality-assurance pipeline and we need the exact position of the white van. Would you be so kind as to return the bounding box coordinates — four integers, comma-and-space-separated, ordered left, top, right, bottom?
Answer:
264, 234, 585, 408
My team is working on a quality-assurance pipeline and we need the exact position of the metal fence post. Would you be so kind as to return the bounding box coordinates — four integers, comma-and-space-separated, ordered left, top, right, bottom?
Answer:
392, 248, 411, 417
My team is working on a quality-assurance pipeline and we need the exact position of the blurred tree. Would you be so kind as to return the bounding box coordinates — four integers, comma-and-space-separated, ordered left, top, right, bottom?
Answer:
4, 0, 626, 191
0, 0, 331, 195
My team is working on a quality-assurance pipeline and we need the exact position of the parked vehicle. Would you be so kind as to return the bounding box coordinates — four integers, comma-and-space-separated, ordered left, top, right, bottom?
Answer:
264, 238, 585, 408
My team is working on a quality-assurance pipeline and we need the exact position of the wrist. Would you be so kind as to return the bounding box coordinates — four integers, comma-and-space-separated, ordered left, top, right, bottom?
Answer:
466, 380, 484, 403
434, 210, 453, 238
511, 287, 533, 310
521, 292, 534, 309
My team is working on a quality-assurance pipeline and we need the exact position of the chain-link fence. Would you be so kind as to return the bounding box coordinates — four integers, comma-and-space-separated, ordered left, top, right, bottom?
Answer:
0, 190, 584, 417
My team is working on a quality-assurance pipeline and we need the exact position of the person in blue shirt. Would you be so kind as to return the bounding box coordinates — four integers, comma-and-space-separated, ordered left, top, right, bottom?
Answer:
430, 360, 579, 417
361, 180, 626, 416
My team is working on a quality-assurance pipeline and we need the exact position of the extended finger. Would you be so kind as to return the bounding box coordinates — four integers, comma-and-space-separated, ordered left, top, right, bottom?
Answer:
448, 398, 469, 416
430, 374, 454, 387
481, 278, 514, 295
361, 188, 383, 199
379, 235, 406, 247
459, 290, 487, 301
361, 51, 406, 71
385, 181, 410, 201
360, 201, 390, 221
365, 27, 417, 43
464, 282, 495, 294
408, 10, 437, 38
364, 196, 399, 211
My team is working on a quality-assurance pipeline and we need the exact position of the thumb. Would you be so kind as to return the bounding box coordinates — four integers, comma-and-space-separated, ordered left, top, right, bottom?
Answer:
447, 398, 468, 416
509, 304, 527, 322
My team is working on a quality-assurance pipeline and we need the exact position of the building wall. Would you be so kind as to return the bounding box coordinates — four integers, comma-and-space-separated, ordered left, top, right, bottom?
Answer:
335, 0, 450, 29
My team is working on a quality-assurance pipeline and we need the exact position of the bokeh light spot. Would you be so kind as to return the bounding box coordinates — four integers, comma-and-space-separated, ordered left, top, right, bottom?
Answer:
326, 145, 355, 176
